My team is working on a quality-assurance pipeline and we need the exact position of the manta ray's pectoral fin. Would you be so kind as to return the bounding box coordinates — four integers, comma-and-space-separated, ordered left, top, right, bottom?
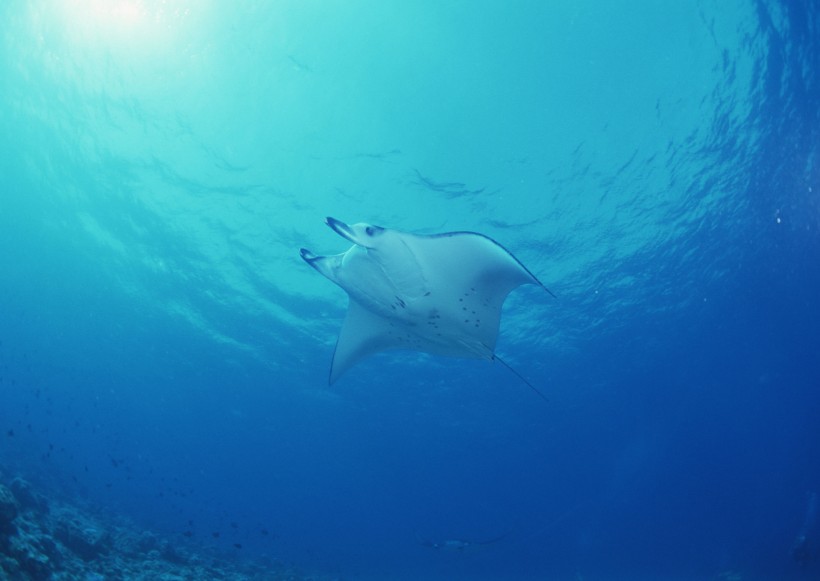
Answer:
330, 300, 408, 384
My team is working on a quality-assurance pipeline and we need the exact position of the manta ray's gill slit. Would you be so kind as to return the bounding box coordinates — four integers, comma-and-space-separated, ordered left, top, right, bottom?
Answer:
386, 320, 417, 347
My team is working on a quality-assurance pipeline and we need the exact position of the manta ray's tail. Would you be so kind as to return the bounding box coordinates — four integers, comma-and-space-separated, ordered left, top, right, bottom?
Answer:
494, 355, 549, 402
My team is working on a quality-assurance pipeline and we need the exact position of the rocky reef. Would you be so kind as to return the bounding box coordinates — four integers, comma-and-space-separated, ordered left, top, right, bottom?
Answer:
0, 470, 334, 580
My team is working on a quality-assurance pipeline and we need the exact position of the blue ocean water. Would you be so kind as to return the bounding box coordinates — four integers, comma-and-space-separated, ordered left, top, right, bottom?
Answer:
1, 0, 818, 579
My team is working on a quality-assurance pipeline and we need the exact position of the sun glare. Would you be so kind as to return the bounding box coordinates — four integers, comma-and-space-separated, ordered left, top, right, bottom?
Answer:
55, 0, 194, 53
60, 0, 146, 35
111, 1, 145, 26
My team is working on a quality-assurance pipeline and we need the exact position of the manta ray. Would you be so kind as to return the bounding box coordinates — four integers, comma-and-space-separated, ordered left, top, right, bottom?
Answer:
300, 217, 553, 395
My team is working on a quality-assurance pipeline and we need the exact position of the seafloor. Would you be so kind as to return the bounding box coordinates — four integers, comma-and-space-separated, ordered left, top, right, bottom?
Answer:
0, 466, 334, 581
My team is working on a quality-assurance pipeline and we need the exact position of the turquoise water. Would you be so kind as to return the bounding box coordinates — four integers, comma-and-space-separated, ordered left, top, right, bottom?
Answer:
1, 1, 818, 579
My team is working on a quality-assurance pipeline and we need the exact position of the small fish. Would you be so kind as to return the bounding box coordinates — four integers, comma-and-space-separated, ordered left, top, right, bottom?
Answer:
419, 532, 509, 552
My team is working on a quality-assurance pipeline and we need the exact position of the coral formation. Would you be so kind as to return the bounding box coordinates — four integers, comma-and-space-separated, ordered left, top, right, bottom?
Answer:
0, 469, 336, 580
0, 483, 19, 533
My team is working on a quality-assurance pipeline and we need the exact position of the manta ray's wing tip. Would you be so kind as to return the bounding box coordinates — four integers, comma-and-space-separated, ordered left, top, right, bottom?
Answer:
300, 248, 316, 261
530, 276, 556, 299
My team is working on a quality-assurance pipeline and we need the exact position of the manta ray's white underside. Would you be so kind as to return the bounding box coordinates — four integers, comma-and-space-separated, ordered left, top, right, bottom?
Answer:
300, 217, 553, 384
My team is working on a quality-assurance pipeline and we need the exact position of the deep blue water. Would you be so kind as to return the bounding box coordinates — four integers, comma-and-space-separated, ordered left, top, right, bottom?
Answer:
1, 1, 819, 579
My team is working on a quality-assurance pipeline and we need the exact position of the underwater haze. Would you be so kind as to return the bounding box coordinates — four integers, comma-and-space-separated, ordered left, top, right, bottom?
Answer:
1, 0, 819, 579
